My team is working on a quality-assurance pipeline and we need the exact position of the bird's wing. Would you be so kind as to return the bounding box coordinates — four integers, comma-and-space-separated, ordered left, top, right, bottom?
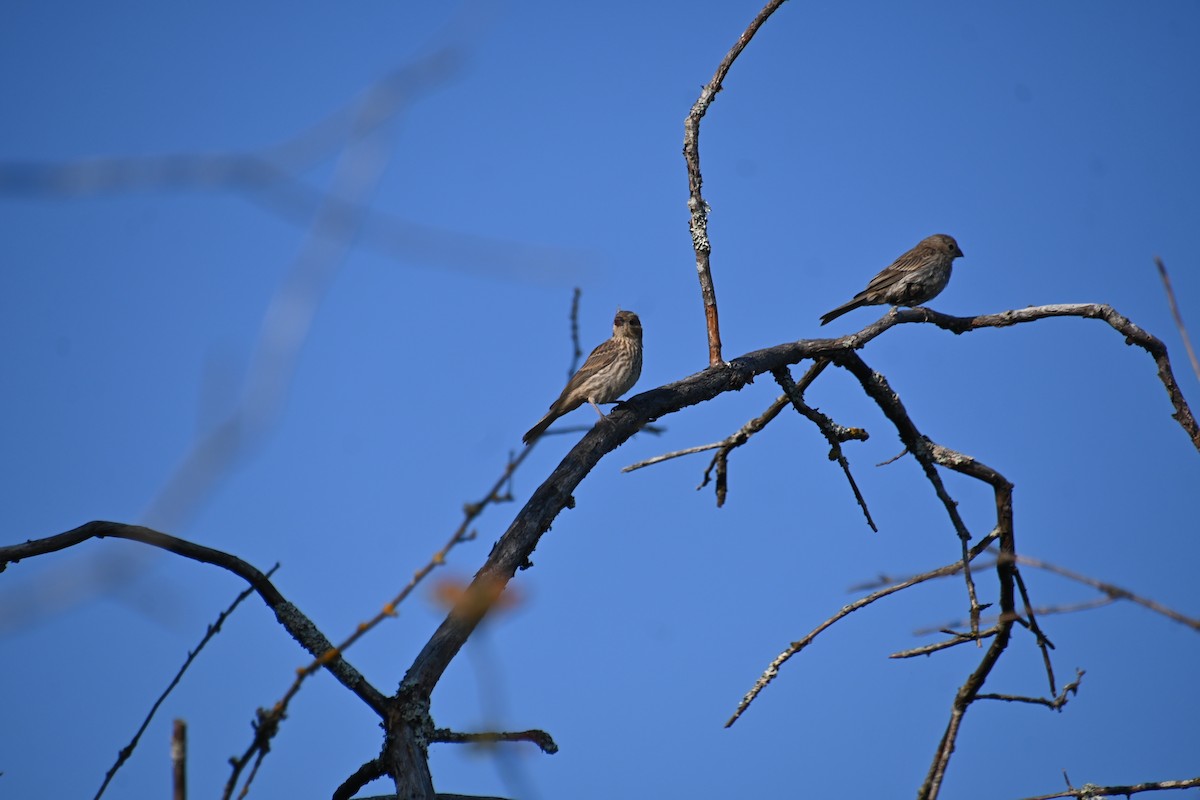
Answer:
860, 247, 929, 295
555, 338, 622, 400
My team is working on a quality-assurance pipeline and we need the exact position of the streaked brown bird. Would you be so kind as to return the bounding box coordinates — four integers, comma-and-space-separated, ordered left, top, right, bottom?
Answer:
522, 310, 643, 445
819, 233, 965, 326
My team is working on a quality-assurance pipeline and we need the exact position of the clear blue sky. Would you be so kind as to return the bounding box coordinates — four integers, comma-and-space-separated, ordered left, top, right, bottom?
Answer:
3, 2, 1198, 798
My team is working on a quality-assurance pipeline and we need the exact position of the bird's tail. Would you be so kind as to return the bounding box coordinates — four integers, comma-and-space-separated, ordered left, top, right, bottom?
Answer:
522, 411, 557, 446
819, 298, 864, 326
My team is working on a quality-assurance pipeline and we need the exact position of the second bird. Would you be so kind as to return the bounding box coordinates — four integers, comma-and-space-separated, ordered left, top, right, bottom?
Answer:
522, 310, 643, 445
819, 233, 964, 326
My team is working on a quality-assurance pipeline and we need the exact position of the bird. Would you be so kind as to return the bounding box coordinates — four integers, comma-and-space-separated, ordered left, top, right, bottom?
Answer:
522, 310, 643, 445
819, 234, 965, 326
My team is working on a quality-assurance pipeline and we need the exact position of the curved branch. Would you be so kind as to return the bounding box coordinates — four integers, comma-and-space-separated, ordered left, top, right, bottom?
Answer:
0, 521, 387, 716
858, 304, 1199, 450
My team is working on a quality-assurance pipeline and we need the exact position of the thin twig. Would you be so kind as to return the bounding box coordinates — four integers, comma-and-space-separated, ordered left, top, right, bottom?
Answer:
227, 446, 533, 799
726, 530, 1001, 727
568, 287, 583, 375
1, 522, 384, 709
773, 366, 875, 531
1018, 555, 1200, 632
1010, 564, 1058, 695
838, 357, 983, 635
630, 359, 827, 505
1155, 256, 1200, 383
914, 595, 1114, 635
94, 571, 272, 800
623, 441, 724, 472
977, 668, 1084, 711
890, 626, 1002, 659
876, 447, 909, 467
1017, 775, 1200, 800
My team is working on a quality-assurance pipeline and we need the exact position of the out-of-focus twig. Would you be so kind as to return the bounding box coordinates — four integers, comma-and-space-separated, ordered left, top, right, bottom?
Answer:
1018, 554, 1200, 632
1155, 256, 1200, 383
94, 570, 272, 800
568, 288, 583, 375
172, 719, 187, 800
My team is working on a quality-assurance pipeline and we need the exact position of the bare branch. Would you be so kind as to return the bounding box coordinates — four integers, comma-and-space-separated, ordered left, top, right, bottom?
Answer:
726, 529, 1001, 727
1018, 775, 1200, 800
977, 668, 1085, 711
624, 360, 827, 505
623, 440, 725, 472
1155, 256, 1200, 383
569, 287, 584, 375
432, 728, 559, 755
332, 759, 386, 800
773, 366, 876, 531
890, 625, 1003, 659
95, 572, 272, 800
856, 305, 1199, 450
1018, 555, 1200, 632
172, 720, 186, 800
836, 355, 984, 634
915, 594, 1114, 634
0, 522, 386, 716
684, 0, 791, 365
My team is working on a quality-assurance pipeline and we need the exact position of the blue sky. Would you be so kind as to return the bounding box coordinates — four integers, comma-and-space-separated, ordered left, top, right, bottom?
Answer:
2, 2, 1198, 798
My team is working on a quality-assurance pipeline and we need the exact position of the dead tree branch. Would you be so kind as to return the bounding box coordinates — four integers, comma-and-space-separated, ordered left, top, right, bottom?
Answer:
1019, 775, 1200, 800
1155, 256, 1200, 383
684, 0, 791, 366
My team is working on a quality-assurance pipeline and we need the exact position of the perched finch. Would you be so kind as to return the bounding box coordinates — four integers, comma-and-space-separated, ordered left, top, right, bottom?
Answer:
819, 234, 965, 326
522, 310, 643, 445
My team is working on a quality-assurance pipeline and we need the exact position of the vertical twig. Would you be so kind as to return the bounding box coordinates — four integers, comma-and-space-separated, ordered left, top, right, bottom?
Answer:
172, 719, 186, 800
1155, 256, 1200, 383
683, 0, 791, 366
568, 287, 583, 375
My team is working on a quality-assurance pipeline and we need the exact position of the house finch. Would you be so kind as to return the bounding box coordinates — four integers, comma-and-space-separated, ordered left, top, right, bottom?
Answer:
522, 310, 643, 445
819, 234, 965, 326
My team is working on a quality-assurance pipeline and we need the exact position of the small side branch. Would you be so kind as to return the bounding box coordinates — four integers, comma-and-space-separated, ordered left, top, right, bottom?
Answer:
0, 522, 386, 714
94, 572, 272, 800
834, 354, 983, 633
1018, 775, 1200, 800
1018, 555, 1200, 632
726, 530, 1000, 728
432, 728, 559, 755
332, 759, 385, 800
772, 366, 875, 531
890, 625, 1002, 659
1155, 256, 1200, 382
624, 360, 829, 510
976, 668, 1084, 711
